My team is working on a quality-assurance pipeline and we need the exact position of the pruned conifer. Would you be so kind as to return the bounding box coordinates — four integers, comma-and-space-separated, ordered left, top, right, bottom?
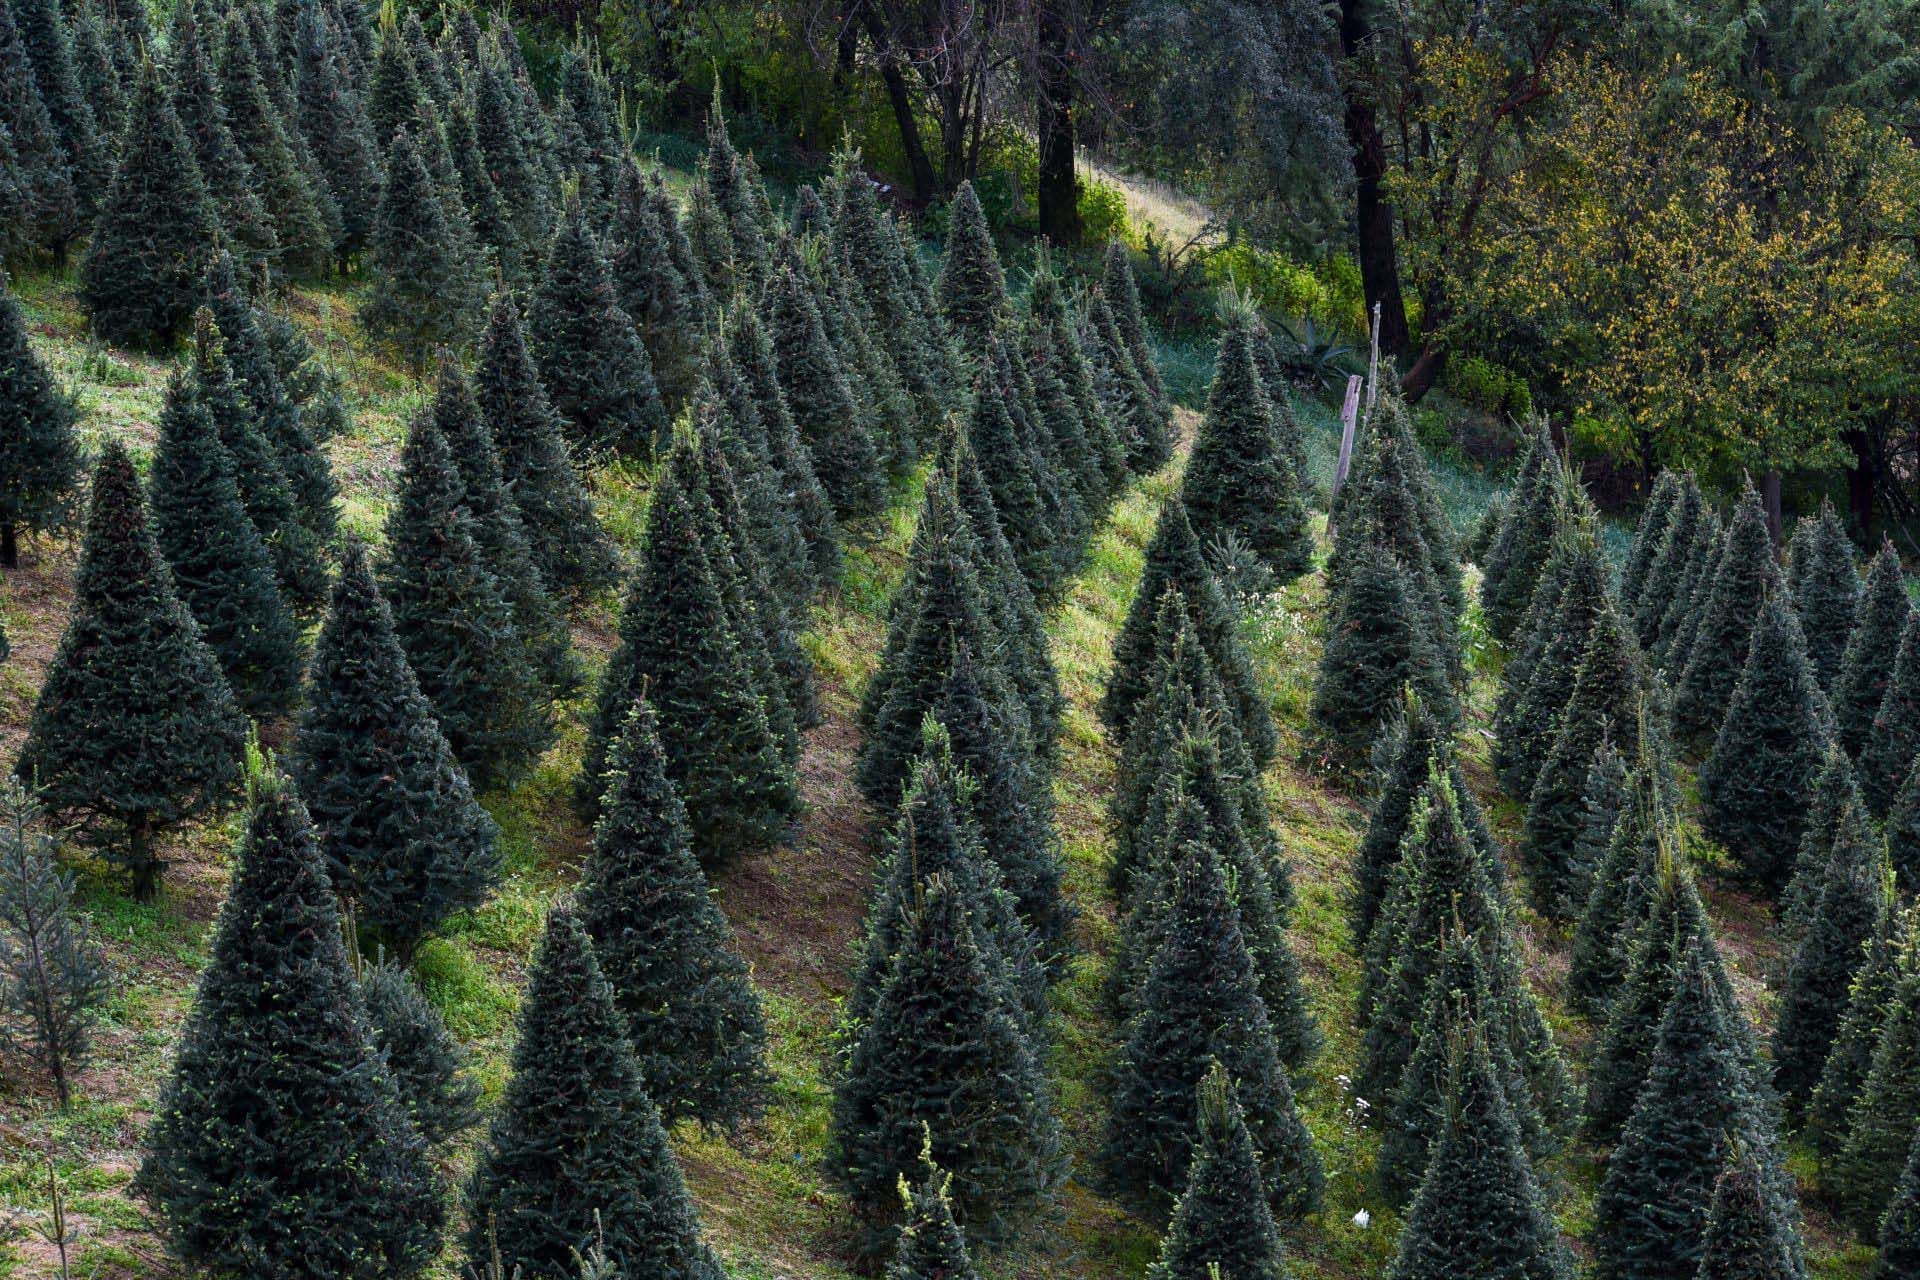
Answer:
8, 0, 105, 222
1147, 1062, 1293, 1280
1788, 500, 1860, 696
1102, 241, 1168, 411
1783, 745, 1871, 933
936, 181, 1009, 350
1494, 525, 1606, 797
1675, 482, 1782, 739
1653, 500, 1723, 672
607, 158, 702, 412
1634, 473, 1703, 650
1833, 943, 1920, 1237
1807, 909, 1913, 1156
888, 1138, 983, 1280
1087, 291, 1172, 472
1696, 1145, 1805, 1280
763, 262, 887, 522
1872, 1126, 1920, 1279
1620, 471, 1682, 617
1833, 541, 1911, 762
1481, 422, 1562, 645
0, 0, 78, 257
0, 272, 80, 567
293, 3, 382, 262
361, 959, 482, 1152
1567, 739, 1671, 1016
472, 56, 552, 270
1312, 537, 1453, 762
1861, 610, 1920, 820
726, 299, 840, 585
364, 127, 486, 365
170, 0, 278, 278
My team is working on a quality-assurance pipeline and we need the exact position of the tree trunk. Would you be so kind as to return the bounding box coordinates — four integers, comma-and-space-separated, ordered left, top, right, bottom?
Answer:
128, 813, 160, 903
1035, 3, 1080, 245
1401, 343, 1443, 402
1844, 427, 1876, 539
1339, 1, 1410, 357
1763, 469, 1784, 551
1, 521, 17, 569
863, 23, 937, 202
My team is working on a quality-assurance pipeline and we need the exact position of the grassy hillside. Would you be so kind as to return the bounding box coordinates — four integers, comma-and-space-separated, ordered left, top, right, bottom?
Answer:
0, 264, 1874, 1280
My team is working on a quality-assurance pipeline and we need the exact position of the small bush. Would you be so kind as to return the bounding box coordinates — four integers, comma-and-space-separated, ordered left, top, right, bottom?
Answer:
1444, 354, 1534, 418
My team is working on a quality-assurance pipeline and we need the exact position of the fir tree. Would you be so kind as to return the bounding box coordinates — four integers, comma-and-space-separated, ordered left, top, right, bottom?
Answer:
67, 6, 122, 147
936, 181, 1009, 349
1385, 1026, 1571, 1280
1788, 500, 1860, 697
1481, 423, 1563, 645
528, 198, 669, 457
1653, 500, 1723, 672
1312, 538, 1453, 761
726, 300, 840, 585
1350, 689, 1471, 949
1103, 838, 1323, 1221
361, 959, 482, 1152
1567, 746, 1671, 1016
1102, 240, 1169, 413
148, 367, 303, 717
292, 541, 501, 959
1619, 470, 1682, 617
293, 3, 382, 263
1571, 739, 1629, 910
474, 293, 619, 599
0, 273, 80, 567
1695, 1146, 1805, 1280
700, 338, 816, 613
7, 0, 105, 220
1772, 829, 1889, 1117
1634, 474, 1704, 650
363, 127, 485, 365
964, 341, 1054, 593
888, 1140, 983, 1280
464, 905, 725, 1280
1182, 309, 1313, 584
0, 0, 78, 257
1494, 526, 1607, 797
607, 158, 702, 413
472, 56, 551, 269
1860, 610, 1920, 820
1147, 1062, 1292, 1280
1087, 291, 1172, 472
1783, 745, 1871, 933
443, 87, 521, 285
830, 875, 1064, 1255
1675, 483, 1782, 739
763, 263, 887, 522
1889, 760, 1920, 894
17, 445, 245, 900
1872, 1126, 1920, 1280
1833, 950, 1920, 1237
1833, 541, 1911, 761
1807, 910, 1913, 1156
169, 0, 278, 278
79, 58, 222, 348
579, 696, 770, 1128
379, 413, 550, 790
0, 780, 106, 1109
136, 760, 443, 1279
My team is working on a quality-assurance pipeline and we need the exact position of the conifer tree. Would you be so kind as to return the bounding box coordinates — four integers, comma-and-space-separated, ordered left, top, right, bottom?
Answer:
1592, 940, 1795, 1280
964, 340, 1055, 593
582, 473, 798, 861
888, 1140, 983, 1280
1833, 951, 1920, 1236
1312, 538, 1454, 761
1350, 689, 1471, 948
1495, 526, 1607, 796
1784, 745, 1871, 932
1104, 838, 1322, 1221
1619, 470, 1682, 617
1634, 474, 1704, 648
1567, 749, 1671, 1016
528, 197, 669, 457
1695, 1146, 1805, 1280
1102, 240, 1168, 412
365, 9, 427, 156
1029, 248, 1124, 504
701, 339, 817, 613
1572, 738, 1629, 901
1481, 423, 1562, 644
936, 181, 1009, 349
169, 1, 277, 277
1182, 309, 1313, 584
465, 905, 725, 1280
473, 293, 619, 599
1833, 541, 1911, 761
1788, 500, 1860, 696
293, 4, 381, 263
1860, 610, 1920, 819
17, 445, 245, 900
1147, 1063, 1292, 1280
0, 0, 78, 257
579, 696, 770, 1128
1675, 483, 1782, 739
0, 274, 79, 568
360, 960, 482, 1152
79, 58, 223, 348
607, 158, 702, 412
443, 88, 521, 285
1653, 501, 1723, 671
136, 760, 443, 1279
1087, 292, 1172, 472
1772, 827, 1889, 1117
1807, 909, 1913, 1156
1889, 763, 1920, 894
726, 300, 840, 584
364, 127, 486, 365
831, 150, 952, 418
379, 413, 550, 790
1873, 1127, 1920, 1279
293, 541, 501, 958
148, 368, 303, 717
1105, 495, 1275, 765
471, 56, 551, 269
1385, 1027, 1571, 1280
8, 0, 105, 219
831, 874, 1063, 1255
763, 263, 888, 522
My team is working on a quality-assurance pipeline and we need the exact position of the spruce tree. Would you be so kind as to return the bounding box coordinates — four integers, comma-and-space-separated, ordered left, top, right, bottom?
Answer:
936, 181, 1009, 350
726, 300, 840, 585
7, 0, 105, 220
1860, 610, 1920, 819
1103, 240, 1169, 414
1481, 423, 1563, 645
444, 87, 521, 286
1872, 1126, 1920, 1280
473, 293, 619, 599
1103, 838, 1323, 1221
0, 0, 78, 257
1571, 739, 1629, 911
379, 413, 550, 790
1634, 474, 1704, 650
0, 273, 80, 567
17, 445, 245, 900
464, 905, 725, 1280
360, 960, 482, 1153
1675, 483, 1782, 739
1312, 537, 1454, 761
763, 262, 887, 522
965, 339, 1056, 594
136, 760, 443, 1279
1147, 1063, 1292, 1280
1807, 910, 1913, 1156
528, 197, 669, 457
364, 127, 485, 365
579, 696, 770, 1128
1788, 500, 1860, 697
1385, 1027, 1571, 1280
1833, 541, 1911, 761
830, 874, 1063, 1255
1619, 470, 1682, 617
169, 0, 278, 278
1784, 745, 1871, 933
888, 1140, 983, 1280
1695, 1146, 1805, 1280
292, 541, 501, 959
148, 367, 304, 717
701, 338, 817, 613
1350, 689, 1467, 949
79, 58, 222, 348
1833, 950, 1920, 1236
1182, 309, 1313, 585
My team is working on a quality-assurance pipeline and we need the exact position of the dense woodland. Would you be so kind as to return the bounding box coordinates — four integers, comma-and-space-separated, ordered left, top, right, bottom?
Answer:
3, 1, 1920, 1279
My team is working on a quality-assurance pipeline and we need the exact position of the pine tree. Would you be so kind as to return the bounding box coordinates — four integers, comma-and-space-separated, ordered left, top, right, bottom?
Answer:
379, 413, 550, 790
1675, 483, 1782, 739
148, 367, 304, 717
1788, 500, 1860, 697
936, 181, 1009, 350
17, 445, 245, 900
136, 760, 443, 1279
1619, 471, 1682, 617
0, 273, 80, 567
292, 540, 501, 958
1634, 474, 1704, 650
1834, 541, 1911, 761
1182, 309, 1313, 585
360, 960, 481, 1152
1147, 1062, 1293, 1280
473, 293, 619, 599
169, 0, 278, 278
1103, 838, 1323, 1221
888, 1140, 983, 1280
1695, 1146, 1805, 1280
726, 299, 840, 585
1772, 827, 1889, 1117
0, 0, 78, 257
1385, 1026, 1571, 1280
579, 696, 770, 1128
1860, 610, 1920, 820
1833, 951, 1920, 1236
763, 263, 888, 522
528, 197, 669, 457
0, 780, 107, 1109
1592, 940, 1794, 1280
464, 905, 725, 1280
293, 3, 381, 263
79, 58, 222, 348
831, 874, 1064, 1255
1872, 1126, 1920, 1280
1102, 240, 1168, 416
1807, 910, 1913, 1156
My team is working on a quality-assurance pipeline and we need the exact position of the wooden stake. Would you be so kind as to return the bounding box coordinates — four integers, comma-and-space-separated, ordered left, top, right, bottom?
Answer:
1333, 374, 1363, 508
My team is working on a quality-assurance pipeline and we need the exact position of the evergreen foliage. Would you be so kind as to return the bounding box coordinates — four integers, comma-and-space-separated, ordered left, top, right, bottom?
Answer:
1146, 1062, 1292, 1280
0, 0, 79, 256
1312, 536, 1453, 761
16, 444, 245, 900
1695, 1146, 1805, 1280
1633, 473, 1704, 651
888, 1140, 983, 1280
607, 159, 702, 413
136, 762, 443, 1280
1807, 909, 1913, 1156
1494, 527, 1607, 797
935, 181, 1010, 348
1481, 422, 1562, 644
0, 272, 80, 567
1653, 502, 1724, 672
763, 262, 887, 522
169, 2, 277, 278
1567, 742, 1672, 1016
1675, 483, 1782, 739
293, 3, 382, 261
360, 959, 482, 1152
1102, 241, 1169, 412
1872, 1126, 1920, 1279
1860, 610, 1920, 819
364, 127, 485, 365
1350, 689, 1470, 949
1619, 470, 1682, 616
1833, 541, 1911, 761
1788, 500, 1860, 696
1783, 744, 1871, 932
471, 56, 552, 272
1833, 945, 1920, 1236
1086, 292, 1172, 472
726, 300, 840, 585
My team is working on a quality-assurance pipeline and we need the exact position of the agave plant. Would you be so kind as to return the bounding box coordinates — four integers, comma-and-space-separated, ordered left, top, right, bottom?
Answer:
1273, 317, 1361, 392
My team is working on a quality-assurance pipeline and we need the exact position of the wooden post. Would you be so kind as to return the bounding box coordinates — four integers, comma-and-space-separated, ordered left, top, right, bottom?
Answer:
1332, 374, 1363, 510
1365, 301, 1382, 416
